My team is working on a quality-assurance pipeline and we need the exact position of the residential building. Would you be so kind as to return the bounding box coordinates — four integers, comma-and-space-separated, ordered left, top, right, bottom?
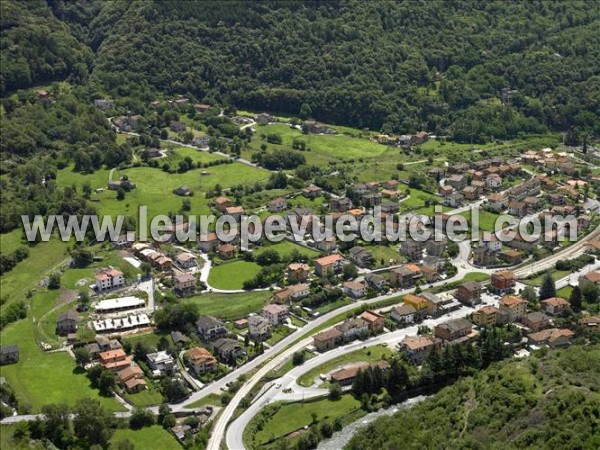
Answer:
485, 173, 502, 189
391, 304, 417, 324
176, 252, 197, 269
455, 281, 482, 306
56, 310, 78, 335
528, 328, 574, 348
420, 292, 453, 317
262, 304, 289, 325
508, 200, 527, 217
302, 185, 322, 198
99, 349, 132, 372
444, 192, 464, 208
217, 243, 235, 260
579, 316, 600, 333
400, 239, 424, 261
521, 312, 551, 332
171, 331, 190, 346
330, 197, 353, 212
499, 295, 527, 321
196, 316, 227, 342
390, 265, 421, 288
95, 296, 145, 314
472, 306, 502, 327
330, 361, 390, 386
214, 197, 233, 213
248, 315, 271, 341
426, 237, 446, 257
147, 351, 176, 374
541, 297, 570, 316
481, 232, 502, 252
491, 270, 516, 293
398, 335, 440, 365
314, 254, 344, 277
462, 185, 479, 200
313, 328, 343, 352
213, 338, 245, 362
348, 246, 375, 268
287, 263, 310, 283
447, 174, 467, 190
359, 310, 385, 333
335, 317, 369, 341
403, 293, 428, 313
343, 281, 366, 299
473, 245, 496, 266
364, 273, 387, 292
198, 232, 220, 253
268, 197, 288, 212
486, 193, 507, 212
173, 272, 196, 295
95, 268, 125, 292
186, 347, 218, 375
498, 249, 523, 265
434, 318, 473, 342
420, 265, 439, 283
272, 283, 310, 303
0, 345, 19, 365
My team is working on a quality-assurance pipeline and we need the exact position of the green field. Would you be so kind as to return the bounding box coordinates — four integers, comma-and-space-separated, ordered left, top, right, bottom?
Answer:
184, 392, 222, 409
521, 270, 571, 287
297, 344, 393, 387
0, 238, 70, 309
56, 159, 270, 222
110, 425, 181, 450
184, 290, 272, 320
253, 240, 320, 260
0, 291, 124, 413
244, 395, 363, 449
207, 260, 262, 290
459, 210, 509, 232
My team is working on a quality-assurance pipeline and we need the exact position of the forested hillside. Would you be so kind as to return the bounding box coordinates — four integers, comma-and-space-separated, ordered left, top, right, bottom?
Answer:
0, 0, 93, 94
346, 344, 600, 449
1, 0, 599, 140
82, 0, 600, 140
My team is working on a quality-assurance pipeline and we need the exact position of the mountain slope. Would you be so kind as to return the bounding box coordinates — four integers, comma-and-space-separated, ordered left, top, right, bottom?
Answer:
346, 345, 600, 449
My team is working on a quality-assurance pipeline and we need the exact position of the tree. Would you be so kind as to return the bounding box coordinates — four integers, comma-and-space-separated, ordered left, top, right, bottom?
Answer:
71, 248, 94, 267
74, 347, 91, 368
538, 272, 556, 300
72, 399, 114, 448
570, 286, 582, 312
116, 188, 126, 200
292, 351, 305, 366
521, 286, 538, 305
299, 103, 312, 120
48, 272, 61, 289
329, 382, 342, 400
342, 263, 358, 280
141, 262, 152, 277
98, 370, 116, 396
129, 408, 156, 429
39, 403, 74, 449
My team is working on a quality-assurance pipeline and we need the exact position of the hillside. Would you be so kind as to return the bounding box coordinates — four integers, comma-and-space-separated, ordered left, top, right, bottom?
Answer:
345, 344, 600, 449
80, 0, 600, 139
0, 0, 93, 94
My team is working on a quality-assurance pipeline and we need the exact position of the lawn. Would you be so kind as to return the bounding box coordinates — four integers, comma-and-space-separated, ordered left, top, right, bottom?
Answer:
207, 260, 262, 290
184, 290, 272, 320
110, 425, 181, 450
461, 272, 491, 283
363, 243, 402, 267
184, 392, 222, 409
120, 381, 164, 407
297, 344, 393, 387
266, 326, 294, 346
122, 330, 173, 351
0, 291, 124, 413
244, 395, 363, 449
56, 161, 270, 225
242, 123, 389, 165
0, 228, 25, 254
253, 240, 320, 260
522, 270, 571, 287
0, 238, 70, 309
460, 210, 509, 232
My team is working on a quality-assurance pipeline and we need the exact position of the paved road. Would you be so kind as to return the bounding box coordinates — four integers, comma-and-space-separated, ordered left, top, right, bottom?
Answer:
206, 224, 600, 450
225, 304, 477, 450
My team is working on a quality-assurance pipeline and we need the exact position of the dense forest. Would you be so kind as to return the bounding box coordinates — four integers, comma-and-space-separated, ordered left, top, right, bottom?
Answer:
346, 344, 600, 449
2, 0, 600, 141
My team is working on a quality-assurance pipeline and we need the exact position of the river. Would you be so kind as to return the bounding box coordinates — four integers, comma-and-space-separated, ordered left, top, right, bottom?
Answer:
317, 395, 429, 450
